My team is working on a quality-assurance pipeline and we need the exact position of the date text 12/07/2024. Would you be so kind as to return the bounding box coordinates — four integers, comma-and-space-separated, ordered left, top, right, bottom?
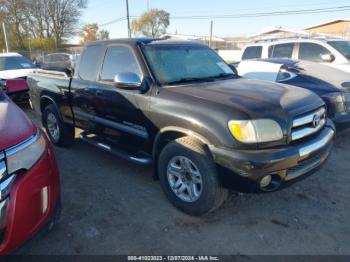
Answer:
127, 256, 220, 261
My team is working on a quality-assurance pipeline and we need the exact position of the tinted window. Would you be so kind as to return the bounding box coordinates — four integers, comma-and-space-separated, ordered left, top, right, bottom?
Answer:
268, 43, 294, 58
50, 54, 69, 62
242, 46, 262, 60
78, 45, 103, 81
0, 56, 35, 71
100, 46, 141, 81
299, 43, 330, 62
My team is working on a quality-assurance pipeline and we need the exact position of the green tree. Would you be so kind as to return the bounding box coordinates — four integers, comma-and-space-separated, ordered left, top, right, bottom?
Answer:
79, 23, 110, 44
98, 29, 110, 40
0, 0, 87, 49
131, 9, 170, 38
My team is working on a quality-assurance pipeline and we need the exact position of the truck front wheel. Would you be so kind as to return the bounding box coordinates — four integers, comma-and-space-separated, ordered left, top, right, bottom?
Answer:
43, 104, 75, 147
158, 136, 228, 216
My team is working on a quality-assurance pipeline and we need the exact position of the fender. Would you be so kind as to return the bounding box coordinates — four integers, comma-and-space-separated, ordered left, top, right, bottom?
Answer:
40, 95, 57, 111
151, 126, 213, 180
156, 126, 211, 146
40, 95, 65, 124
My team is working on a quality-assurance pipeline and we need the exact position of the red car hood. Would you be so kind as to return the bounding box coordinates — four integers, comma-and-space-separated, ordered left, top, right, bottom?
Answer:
0, 92, 36, 151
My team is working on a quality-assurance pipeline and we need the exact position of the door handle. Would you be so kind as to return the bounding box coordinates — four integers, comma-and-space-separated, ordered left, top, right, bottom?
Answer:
96, 90, 103, 96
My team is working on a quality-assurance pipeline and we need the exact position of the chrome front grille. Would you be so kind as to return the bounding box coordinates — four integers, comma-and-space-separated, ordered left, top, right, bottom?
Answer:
291, 107, 326, 141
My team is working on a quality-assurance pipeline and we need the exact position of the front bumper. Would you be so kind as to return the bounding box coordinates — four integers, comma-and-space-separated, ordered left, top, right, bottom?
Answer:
0, 139, 60, 255
210, 122, 335, 192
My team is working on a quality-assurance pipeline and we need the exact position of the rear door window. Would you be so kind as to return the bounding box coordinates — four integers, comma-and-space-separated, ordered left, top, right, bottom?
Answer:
242, 46, 262, 60
298, 43, 330, 62
268, 43, 294, 58
78, 45, 103, 81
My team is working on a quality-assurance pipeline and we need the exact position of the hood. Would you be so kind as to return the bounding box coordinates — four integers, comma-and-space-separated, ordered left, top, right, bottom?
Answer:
330, 64, 350, 75
295, 61, 350, 92
0, 69, 34, 80
167, 78, 324, 119
0, 91, 36, 150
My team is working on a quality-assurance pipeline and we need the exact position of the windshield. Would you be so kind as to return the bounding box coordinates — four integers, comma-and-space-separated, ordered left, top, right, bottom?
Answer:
0, 56, 36, 71
142, 44, 235, 85
328, 41, 350, 59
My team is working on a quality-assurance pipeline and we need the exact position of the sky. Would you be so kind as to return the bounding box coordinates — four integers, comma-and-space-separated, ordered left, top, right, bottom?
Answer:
78, 0, 350, 42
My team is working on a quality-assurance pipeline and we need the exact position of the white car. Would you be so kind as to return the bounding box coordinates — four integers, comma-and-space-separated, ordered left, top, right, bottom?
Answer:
0, 53, 36, 83
240, 37, 350, 73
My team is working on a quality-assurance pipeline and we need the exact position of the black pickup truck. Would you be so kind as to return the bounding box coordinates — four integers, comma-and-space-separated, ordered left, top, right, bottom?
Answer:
28, 38, 335, 216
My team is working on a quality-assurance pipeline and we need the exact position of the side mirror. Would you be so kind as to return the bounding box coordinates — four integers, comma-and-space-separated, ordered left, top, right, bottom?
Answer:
321, 53, 335, 63
6, 79, 29, 95
228, 64, 238, 75
114, 72, 142, 89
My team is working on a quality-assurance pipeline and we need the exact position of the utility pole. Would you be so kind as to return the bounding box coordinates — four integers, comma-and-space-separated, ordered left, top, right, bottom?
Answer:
147, 0, 149, 11
209, 20, 213, 48
126, 0, 131, 38
2, 22, 9, 53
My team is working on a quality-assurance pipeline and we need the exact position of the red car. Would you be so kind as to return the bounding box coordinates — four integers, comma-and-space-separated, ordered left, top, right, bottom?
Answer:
0, 79, 61, 255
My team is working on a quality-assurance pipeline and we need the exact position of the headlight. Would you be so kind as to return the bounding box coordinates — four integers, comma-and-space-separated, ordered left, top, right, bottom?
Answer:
228, 119, 283, 143
5, 131, 46, 175
321, 92, 347, 115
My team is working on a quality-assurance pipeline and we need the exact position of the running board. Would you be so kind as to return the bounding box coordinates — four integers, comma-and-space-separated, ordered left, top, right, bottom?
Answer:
80, 132, 152, 165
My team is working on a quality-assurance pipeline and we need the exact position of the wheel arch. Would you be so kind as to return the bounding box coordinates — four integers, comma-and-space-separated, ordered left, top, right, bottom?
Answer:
152, 126, 212, 180
40, 95, 64, 124
40, 95, 57, 113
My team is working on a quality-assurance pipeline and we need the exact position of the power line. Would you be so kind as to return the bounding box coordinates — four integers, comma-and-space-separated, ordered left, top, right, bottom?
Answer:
174, 0, 350, 16
167, 5, 350, 20
99, 4, 350, 27
99, 16, 127, 27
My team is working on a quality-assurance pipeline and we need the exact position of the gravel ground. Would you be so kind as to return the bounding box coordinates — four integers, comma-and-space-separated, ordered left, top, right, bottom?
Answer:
21, 106, 350, 255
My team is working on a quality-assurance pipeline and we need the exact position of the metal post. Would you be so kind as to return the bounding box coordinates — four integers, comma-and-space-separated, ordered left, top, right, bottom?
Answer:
147, 0, 149, 11
209, 20, 213, 48
2, 22, 9, 53
126, 0, 131, 38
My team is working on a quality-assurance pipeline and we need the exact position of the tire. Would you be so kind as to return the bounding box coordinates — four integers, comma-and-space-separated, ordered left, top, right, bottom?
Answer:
43, 104, 75, 147
158, 136, 228, 216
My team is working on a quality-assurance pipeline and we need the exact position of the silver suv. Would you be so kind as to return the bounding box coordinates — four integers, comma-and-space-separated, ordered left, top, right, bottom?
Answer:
241, 37, 350, 73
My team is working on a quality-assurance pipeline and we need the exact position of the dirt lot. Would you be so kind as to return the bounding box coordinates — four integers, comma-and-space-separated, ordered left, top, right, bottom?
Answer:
22, 106, 350, 255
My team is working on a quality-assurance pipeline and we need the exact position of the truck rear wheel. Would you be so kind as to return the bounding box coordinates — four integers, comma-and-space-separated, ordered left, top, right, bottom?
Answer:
158, 136, 228, 216
43, 104, 75, 147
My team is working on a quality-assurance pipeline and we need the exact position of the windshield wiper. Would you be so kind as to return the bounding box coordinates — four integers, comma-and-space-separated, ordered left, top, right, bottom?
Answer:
164, 77, 216, 85
164, 73, 236, 86
207, 73, 236, 80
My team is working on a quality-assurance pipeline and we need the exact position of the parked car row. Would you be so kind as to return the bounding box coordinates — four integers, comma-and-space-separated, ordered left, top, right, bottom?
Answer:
1, 36, 348, 255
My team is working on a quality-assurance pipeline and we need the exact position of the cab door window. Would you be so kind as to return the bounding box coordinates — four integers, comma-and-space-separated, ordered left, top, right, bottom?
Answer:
100, 46, 141, 82
298, 43, 331, 62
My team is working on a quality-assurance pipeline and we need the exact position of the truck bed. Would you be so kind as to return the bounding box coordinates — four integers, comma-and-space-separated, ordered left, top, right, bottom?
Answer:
27, 70, 72, 118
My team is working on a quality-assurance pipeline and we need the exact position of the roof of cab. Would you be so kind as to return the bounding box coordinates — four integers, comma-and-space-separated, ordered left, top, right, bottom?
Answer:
85, 38, 206, 47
